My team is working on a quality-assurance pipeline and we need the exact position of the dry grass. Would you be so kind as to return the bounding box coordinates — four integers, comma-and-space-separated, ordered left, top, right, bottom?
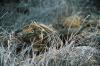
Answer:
0, 0, 100, 66
0, 15, 100, 66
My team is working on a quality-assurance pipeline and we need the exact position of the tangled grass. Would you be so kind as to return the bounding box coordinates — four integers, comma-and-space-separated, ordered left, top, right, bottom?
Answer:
0, 16, 100, 66
0, 0, 100, 66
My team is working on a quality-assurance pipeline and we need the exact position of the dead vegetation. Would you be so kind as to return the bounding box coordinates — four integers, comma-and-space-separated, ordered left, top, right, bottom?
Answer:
7, 22, 63, 55
0, 15, 100, 55
0, 14, 100, 66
